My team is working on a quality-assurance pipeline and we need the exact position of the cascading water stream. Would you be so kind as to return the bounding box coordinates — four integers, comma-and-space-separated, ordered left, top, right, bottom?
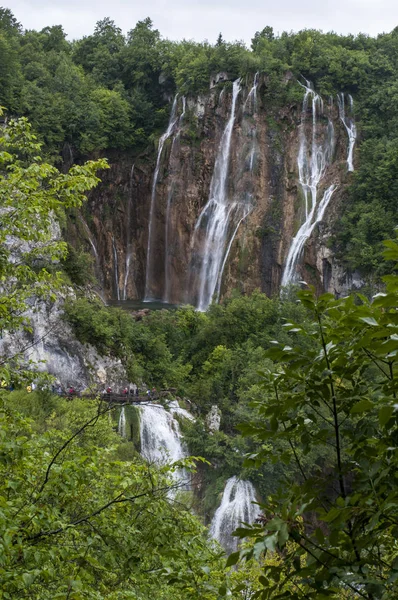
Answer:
122, 164, 134, 300
243, 71, 259, 114
244, 72, 259, 173
145, 96, 179, 301
192, 79, 242, 311
118, 406, 127, 438
281, 81, 336, 286
210, 477, 260, 553
164, 97, 186, 304
79, 216, 105, 301
337, 93, 356, 172
139, 403, 192, 489
112, 236, 120, 301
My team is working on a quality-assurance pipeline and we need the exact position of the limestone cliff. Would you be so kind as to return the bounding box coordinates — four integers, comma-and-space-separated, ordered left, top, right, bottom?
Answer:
67, 74, 357, 305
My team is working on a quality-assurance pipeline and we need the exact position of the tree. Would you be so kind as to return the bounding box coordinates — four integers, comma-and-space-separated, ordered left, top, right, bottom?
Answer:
231, 241, 398, 599
0, 110, 107, 383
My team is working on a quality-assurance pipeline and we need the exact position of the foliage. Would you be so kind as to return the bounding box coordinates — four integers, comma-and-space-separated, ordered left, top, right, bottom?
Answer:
0, 391, 227, 599
229, 240, 398, 599
0, 110, 107, 384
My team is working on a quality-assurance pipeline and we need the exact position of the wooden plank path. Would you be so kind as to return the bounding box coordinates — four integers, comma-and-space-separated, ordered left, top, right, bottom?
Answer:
62, 391, 169, 405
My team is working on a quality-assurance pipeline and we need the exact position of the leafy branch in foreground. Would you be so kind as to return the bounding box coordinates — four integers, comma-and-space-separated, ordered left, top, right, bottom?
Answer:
0, 109, 108, 383
231, 239, 398, 600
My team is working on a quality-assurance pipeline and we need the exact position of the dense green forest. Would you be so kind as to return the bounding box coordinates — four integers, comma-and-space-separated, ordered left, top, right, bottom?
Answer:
1, 6, 398, 273
1, 6, 398, 598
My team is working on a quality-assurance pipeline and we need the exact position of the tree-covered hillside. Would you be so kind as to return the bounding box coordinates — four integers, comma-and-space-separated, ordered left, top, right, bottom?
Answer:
2, 6, 398, 276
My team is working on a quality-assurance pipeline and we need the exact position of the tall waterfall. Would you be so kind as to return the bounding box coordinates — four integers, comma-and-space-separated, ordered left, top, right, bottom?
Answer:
164, 97, 186, 304
192, 79, 243, 311
145, 95, 179, 301
281, 81, 336, 286
118, 406, 127, 438
139, 403, 192, 488
210, 477, 260, 553
338, 93, 356, 172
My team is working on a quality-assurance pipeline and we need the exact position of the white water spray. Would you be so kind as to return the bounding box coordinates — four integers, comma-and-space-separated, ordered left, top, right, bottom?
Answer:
192, 79, 245, 311
337, 93, 356, 172
281, 81, 336, 286
145, 96, 179, 300
139, 403, 192, 490
210, 477, 260, 553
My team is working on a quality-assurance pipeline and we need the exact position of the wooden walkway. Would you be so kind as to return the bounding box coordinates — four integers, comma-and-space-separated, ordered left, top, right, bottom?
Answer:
62, 391, 168, 405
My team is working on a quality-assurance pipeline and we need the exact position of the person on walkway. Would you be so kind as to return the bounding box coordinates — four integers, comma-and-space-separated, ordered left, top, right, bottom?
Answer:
122, 387, 128, 396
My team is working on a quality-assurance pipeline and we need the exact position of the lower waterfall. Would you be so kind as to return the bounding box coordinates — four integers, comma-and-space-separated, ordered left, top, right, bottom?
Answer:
210, 476, 260, 553
139, 403, 192, 489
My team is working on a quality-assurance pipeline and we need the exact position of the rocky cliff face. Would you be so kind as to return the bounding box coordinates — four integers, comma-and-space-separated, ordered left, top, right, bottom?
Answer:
68, 74, 357, 306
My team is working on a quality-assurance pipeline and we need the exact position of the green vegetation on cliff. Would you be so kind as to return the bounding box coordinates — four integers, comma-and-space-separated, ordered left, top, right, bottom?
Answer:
2, 5, 398, 278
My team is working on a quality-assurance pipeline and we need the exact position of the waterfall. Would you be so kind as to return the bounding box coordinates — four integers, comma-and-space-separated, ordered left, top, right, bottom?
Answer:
139, 403, 192, 489
243, 71, 259, 114
112, 236, 120, 301
243, 73, 259, 174
164, 97, 186, 304
122, 164, 134, 300
79, 216, 105, 301
337, 93, 356, 172
118, 406, 127, 438
145, 95, 179, 301
281, 81, 336, 287
210, 477, 260, 553
192, 79, 243, 311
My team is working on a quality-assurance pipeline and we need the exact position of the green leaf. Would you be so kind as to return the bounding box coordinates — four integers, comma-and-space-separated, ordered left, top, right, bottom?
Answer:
359, 317, 379, 326
226, 551, 240, 567
350, 399, 374, 414
379, 405, 394, 426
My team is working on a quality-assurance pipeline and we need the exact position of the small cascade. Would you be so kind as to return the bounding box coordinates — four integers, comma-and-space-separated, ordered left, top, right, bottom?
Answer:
210, 477, 260, 554
243, 71, 259, 114
164, 97, 186, 304
118, 406, 127, 438
337, 93, 356, 172
281, 81, 336, 287
79, 216, 105, 301
145, 96, 179, 301
244, 72, 259, 174
112, 236, 120, 301
139, 403, 192, 490
123, 164, 134, 300
191, 79, 245, 311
